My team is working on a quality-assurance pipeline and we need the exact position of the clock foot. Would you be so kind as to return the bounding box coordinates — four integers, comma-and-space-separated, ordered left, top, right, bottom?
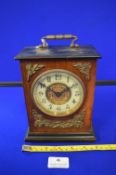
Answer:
25, 129, 96, 142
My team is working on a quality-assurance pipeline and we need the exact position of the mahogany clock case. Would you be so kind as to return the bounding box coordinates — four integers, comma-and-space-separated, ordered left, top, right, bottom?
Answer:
15, 45, 101, 141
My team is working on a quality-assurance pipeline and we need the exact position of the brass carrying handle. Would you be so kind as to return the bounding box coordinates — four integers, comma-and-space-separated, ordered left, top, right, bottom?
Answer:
38, 34, 79, 48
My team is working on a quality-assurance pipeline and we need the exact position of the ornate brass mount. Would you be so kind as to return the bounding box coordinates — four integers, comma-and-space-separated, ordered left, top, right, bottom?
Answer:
32, 109, 85, 128
26, 64, 45, 81
74, 62, 91, 80
38, 34, 79, 48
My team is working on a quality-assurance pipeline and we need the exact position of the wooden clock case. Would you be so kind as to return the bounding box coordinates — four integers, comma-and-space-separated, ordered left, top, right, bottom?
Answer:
15, 35, 101, 141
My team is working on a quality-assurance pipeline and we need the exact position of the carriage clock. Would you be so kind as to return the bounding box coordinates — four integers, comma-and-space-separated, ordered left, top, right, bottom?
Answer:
15, 34, 101, 141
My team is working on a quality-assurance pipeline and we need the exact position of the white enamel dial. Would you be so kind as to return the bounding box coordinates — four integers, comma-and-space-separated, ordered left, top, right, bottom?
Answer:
31, 69, 85, 117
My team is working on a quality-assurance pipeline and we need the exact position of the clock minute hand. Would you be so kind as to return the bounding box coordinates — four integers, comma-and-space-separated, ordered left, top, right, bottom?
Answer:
60, 83, 78, 94
60, 86, 70, 95
60, 84, 78, 95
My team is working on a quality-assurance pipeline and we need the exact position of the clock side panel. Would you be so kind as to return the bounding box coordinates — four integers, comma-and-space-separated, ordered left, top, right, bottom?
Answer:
20, 59, 97, 135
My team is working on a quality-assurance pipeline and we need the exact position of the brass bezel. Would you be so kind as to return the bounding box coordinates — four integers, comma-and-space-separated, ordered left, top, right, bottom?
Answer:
31, 69, 86, 117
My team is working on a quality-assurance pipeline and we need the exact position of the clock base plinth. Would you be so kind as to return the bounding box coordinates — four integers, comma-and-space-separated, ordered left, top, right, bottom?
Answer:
25, 129, 96, 142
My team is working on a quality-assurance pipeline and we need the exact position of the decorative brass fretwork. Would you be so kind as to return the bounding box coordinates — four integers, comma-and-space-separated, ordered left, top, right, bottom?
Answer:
73, 63, 91, 80
32, 109, 85, 128
26, 64, 45, 81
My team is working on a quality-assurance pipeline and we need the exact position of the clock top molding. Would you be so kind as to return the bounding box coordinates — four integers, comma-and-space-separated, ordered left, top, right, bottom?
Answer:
15, 45, 101, 60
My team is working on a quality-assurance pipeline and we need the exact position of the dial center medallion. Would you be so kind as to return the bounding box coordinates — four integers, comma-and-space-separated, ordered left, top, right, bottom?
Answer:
46, 83, 71, 105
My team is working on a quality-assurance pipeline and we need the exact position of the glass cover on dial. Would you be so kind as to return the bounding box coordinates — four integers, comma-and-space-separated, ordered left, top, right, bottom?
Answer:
31, 69, 85, 117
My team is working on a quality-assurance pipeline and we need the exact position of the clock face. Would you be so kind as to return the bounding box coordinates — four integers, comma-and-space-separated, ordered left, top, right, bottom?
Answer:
31, 69, 85, 117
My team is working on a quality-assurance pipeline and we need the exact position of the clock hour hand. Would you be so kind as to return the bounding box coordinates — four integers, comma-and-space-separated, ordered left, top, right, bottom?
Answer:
54, 91, 63, 97
50, 87, 70, 97
47, 87, 63, 97
60, 86, 70, 95
39, 82, 58, 95
39, 82, 67, 97
49, 88, 63, 97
